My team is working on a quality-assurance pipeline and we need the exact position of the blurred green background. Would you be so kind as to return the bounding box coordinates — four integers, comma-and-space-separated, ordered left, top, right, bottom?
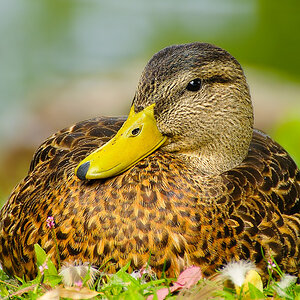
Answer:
1, 0, 300, 205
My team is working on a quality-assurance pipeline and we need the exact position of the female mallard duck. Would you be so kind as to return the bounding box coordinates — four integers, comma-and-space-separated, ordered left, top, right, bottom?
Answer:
0, 42, 299, 282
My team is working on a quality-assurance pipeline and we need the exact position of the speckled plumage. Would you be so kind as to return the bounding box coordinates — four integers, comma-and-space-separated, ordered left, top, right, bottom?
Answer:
0, 43, 299, 281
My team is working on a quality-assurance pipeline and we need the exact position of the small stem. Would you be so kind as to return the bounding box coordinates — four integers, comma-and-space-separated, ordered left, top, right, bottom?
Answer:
33, 274, 44, 294
51, 228, 61, 270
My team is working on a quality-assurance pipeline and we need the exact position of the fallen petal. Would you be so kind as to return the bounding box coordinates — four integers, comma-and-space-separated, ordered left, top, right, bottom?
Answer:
147, 287, 170, 300
172, 266, 203, 290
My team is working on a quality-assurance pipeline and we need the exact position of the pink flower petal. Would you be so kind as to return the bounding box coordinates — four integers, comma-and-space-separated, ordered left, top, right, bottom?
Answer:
147, 288, 170, 300
172, 266, 203, 290
147, 267, 203, 300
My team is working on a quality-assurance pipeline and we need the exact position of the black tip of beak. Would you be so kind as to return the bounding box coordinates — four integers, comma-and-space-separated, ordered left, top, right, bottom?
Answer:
76, 161, 90, 180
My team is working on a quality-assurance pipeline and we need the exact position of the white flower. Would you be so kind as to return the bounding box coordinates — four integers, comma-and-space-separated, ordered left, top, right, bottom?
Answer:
59, 262, 99, 287
220, 260, 256, 287
131, 270, 142, 280
130, 266, 153, 284
273, 274, 297, 297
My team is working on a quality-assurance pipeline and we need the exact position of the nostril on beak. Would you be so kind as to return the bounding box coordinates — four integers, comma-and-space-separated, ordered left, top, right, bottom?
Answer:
76, 161, 90, 180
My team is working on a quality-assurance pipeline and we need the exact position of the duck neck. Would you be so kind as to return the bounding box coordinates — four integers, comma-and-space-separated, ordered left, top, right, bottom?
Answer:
170, 110, 254, 176
177, 143, 247, 176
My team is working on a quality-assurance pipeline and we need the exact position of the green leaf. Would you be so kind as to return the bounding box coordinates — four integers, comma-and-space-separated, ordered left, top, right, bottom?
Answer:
214, 288, 236, 300
117, 272, 139, 286
116, 261, 131, 275
140, 279, 166, 290
294, 284, 300, 294
248, 282, 264, 299
46, 275, 62, 287
295, 289, 300, 300
46, 257, 58, 276
126, 289, 146, 300
34, 244, 47, 266
0, 285, 9, 297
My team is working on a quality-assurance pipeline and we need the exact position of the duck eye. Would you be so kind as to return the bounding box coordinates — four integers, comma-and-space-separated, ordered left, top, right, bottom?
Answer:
186, 78, 202, 92
131, 127, 141, 136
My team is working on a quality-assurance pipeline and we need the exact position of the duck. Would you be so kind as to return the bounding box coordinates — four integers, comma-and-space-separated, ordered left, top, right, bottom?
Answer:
0, 42, 299, 283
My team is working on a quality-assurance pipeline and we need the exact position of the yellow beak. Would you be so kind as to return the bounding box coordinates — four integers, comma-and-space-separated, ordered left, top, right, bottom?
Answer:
75, 103, 167, 180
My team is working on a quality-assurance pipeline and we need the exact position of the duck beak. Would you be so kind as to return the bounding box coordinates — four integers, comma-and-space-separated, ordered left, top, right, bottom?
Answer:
75, 103, 167, 180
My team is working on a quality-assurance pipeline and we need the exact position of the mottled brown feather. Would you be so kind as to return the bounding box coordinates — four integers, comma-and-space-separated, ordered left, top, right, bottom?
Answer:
0, 119, 299, 281
0, 43, 299, 282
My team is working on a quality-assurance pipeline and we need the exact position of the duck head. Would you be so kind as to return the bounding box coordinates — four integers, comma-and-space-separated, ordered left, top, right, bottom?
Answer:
75, 42, 253, 180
